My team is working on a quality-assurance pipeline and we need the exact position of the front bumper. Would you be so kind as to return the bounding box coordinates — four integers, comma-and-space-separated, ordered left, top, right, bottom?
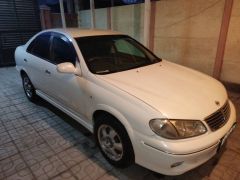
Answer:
133, 100, 237, 176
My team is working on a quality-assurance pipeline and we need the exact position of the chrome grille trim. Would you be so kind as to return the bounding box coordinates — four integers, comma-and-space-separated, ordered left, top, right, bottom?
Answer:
205, 101, 230, 131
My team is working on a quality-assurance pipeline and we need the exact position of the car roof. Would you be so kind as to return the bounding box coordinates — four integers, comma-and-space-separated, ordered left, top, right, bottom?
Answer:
45, 28, 123, 38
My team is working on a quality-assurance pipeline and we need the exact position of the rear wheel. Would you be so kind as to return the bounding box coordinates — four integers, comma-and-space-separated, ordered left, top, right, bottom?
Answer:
22, 73, 37, 102
95, 114, 134, 168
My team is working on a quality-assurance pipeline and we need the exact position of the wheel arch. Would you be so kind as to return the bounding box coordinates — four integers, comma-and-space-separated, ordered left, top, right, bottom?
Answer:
92, 105, 136, 164
19, 69, 37, 92
92, 105, 134, 143
20, 69, 27, 78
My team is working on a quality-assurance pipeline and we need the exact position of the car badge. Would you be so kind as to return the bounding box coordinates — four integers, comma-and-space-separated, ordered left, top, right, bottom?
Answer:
215, 101, 220, 106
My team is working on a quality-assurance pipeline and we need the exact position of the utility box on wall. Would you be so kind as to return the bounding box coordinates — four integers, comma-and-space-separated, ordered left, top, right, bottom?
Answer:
0, 0, 41, 67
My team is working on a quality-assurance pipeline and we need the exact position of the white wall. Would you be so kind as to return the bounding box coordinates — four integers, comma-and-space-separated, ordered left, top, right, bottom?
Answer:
153, 0, 225, 75
77, 1, 240, 84
78, 4, 144, 43
221, 0, 240, 84
78, 8, 108, 29
111, 4, 144, 43
78, 10, 91, 28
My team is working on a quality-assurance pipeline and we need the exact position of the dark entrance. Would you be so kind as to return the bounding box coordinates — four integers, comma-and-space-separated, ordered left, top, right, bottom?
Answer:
0, 0, 41, 67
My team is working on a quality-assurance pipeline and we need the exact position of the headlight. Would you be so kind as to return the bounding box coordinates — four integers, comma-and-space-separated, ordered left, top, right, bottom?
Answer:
149, 119, 207, 139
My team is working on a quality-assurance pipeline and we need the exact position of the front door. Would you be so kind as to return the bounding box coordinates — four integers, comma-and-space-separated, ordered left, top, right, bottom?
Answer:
45, 33, 88, 119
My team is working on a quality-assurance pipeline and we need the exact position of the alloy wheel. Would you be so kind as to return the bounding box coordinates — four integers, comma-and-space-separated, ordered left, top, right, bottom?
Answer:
23, 76, 33, 98
98, 124, 123, 161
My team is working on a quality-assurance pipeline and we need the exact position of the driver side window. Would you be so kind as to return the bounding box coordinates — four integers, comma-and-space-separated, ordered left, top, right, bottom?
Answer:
51, 34, 77, 65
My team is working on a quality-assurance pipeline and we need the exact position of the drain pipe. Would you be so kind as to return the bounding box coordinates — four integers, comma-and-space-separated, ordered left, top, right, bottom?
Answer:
90, 0, 96, 29
144, 0, 151, 48
59, 0, 66, 28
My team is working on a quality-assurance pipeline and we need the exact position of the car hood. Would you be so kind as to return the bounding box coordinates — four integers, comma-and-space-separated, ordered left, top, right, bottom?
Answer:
98, 60, 228, 120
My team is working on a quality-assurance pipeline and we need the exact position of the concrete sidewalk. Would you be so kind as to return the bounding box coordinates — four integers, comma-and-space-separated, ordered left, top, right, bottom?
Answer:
0, 67, 239, 180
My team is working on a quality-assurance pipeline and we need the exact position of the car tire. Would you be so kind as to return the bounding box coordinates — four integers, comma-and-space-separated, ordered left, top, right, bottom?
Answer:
22, 73, 37, 102
95, 114, 134, 168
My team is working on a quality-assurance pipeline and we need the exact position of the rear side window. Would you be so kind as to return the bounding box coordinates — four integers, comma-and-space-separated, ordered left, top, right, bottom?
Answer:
51, 35, 76, 65
27, 33, 51, 60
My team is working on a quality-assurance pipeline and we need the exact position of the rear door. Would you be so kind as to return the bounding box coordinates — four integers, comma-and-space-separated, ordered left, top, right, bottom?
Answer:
25, 32, 51, 90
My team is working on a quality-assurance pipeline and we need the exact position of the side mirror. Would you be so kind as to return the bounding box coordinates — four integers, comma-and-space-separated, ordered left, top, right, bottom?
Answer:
57, 62, 81, 76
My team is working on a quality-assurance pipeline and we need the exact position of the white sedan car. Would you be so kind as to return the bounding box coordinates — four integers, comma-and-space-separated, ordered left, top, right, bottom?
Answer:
15, 28, 236, 175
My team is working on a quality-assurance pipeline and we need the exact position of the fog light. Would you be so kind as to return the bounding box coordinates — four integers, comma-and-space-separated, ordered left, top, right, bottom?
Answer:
171, 161, 184, 168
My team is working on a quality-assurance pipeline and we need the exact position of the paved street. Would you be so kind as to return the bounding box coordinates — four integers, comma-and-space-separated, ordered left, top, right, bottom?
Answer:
0, 67, 239, 180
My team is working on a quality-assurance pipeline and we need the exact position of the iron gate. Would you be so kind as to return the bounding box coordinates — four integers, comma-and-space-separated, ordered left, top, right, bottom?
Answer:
0, 0, 41, 67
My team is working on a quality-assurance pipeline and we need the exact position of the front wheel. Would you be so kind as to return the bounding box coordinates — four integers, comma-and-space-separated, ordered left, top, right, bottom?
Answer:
95, 115, 134, 168
22, 74, 37, 102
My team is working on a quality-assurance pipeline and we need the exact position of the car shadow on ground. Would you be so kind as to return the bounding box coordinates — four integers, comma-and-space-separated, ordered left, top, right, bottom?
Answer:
32, 96, 221, 179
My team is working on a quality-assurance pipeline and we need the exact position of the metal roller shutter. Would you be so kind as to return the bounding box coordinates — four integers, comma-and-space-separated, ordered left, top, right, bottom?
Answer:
0, 0, 41, 67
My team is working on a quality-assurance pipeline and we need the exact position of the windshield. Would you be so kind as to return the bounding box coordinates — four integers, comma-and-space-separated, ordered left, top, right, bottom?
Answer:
75, 35, 161, 74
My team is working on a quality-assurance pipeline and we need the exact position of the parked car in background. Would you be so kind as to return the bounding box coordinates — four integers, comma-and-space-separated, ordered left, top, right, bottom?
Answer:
15, 28, 237, 175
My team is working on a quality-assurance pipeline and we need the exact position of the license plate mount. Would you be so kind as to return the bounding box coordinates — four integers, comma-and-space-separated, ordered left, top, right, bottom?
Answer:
217, 123, 237, 153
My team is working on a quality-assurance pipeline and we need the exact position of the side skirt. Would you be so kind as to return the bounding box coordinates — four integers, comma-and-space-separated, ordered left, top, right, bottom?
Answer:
36, 90, 94, 133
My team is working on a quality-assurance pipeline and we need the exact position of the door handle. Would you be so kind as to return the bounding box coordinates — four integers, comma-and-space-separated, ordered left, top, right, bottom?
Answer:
45, 70, 51, 75
23, 59, 28, 62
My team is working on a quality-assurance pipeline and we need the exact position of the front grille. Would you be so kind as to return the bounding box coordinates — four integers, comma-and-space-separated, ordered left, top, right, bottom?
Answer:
205, 101, 230, 131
